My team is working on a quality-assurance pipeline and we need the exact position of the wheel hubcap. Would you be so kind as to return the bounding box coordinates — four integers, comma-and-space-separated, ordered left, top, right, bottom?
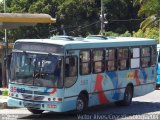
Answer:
77, 99, 84, 111
125, 91, 131, 102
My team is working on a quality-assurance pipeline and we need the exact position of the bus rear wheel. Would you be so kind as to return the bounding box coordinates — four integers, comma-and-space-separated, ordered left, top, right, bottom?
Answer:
116, 85, 133, 106
76, 94, 88, 112
27, 108, 44, 114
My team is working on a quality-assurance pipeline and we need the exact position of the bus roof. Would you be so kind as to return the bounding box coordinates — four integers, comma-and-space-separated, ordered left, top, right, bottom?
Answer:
157, 44, 160, 52
157, 44, 160, 48
15, 37, 156, 50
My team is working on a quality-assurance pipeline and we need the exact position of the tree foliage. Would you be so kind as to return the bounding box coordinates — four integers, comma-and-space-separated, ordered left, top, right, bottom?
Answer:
133, 28, 159, 42
0, 0, 141, 42
133, 0, 160, 40
56, 0, 100, 36
133, 0, 160, 30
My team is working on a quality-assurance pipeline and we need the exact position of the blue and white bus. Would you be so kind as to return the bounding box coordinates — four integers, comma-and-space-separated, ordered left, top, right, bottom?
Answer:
7, 37, 157, 114
156, 44, 160, 86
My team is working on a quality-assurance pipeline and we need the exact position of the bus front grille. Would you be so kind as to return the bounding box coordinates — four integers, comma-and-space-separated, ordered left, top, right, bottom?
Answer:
33, 96, 45, 101
22, 94, 32, 100
21, 94, 45, 101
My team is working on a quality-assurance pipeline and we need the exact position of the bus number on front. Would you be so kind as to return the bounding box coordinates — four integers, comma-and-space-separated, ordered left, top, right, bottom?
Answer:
10, 87, 25, 93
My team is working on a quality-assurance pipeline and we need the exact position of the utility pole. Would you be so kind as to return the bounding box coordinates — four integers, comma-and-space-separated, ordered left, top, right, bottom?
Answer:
158, 11, 160, 44
4, 0, 7, 55
3, 0, 8, 87
101, 0, 105, 35
158, 18, 160, 44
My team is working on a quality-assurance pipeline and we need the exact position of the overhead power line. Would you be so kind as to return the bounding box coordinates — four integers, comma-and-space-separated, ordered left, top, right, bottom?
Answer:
69, 20, 101, 33
109, 18, 146, 22
67, 18, 146, 33
50, 18, 149, 34
50, 20, 100, 34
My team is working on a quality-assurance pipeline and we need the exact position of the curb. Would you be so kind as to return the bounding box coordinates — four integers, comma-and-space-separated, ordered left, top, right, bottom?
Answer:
0, 89, 9, 109
0, 102, 8, 109
0, 101, 18, 109
0, 95, 8, 109
0, 96, 19, 109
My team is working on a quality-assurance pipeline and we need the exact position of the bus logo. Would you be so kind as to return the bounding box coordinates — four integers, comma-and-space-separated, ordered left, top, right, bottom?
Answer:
127, 72, 134, 80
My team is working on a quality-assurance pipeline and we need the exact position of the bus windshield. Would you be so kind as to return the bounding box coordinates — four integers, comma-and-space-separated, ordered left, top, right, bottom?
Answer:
10, 52, 63, 88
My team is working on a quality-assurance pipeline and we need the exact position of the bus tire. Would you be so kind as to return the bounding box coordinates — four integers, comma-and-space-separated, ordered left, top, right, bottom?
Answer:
76, 94, 88, 112
27, 108, 44, 114
115, 85, 133, 106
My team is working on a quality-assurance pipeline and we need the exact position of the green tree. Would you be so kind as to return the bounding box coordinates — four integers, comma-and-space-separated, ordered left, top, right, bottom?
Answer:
133, 0, 160, 41
134, 0, 160, 31
0, 0, 141, 41
133, 27, 159, 42
104, 0, 140, 34
56, 0, 100, 36
1, 0, 60, 41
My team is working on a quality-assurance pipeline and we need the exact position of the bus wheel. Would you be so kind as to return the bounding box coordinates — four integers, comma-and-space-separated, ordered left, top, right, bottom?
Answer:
116, 85, 133, 106
76, 94, 88, 112
27, 108, 44, 114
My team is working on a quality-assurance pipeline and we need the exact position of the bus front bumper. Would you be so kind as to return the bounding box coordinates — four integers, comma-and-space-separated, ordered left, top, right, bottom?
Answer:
7, 97, 64, 112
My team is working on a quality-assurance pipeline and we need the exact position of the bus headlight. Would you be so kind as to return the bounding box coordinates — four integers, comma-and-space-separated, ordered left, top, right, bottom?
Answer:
9, 93, 14, 97
52, 97, 63, 102
48, 98, 51, 101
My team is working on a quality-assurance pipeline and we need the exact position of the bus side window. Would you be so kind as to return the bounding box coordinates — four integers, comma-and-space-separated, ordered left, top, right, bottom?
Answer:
65, 56, 77, 77
92, 49, 105, 73
64, 56, 78, 87
107, 60, 116, 71
130, 47, 140, 69
80, 50, 91, 75
106, 49, 117, 71
141, 47, 151, 68
151, 46, 156, 66
117, 48, 129, 70
69, 57, 77, 76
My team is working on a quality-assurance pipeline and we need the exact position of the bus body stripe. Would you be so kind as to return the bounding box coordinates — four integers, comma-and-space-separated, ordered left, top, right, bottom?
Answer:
94, 74, 109, 104
63, 82, 155, 99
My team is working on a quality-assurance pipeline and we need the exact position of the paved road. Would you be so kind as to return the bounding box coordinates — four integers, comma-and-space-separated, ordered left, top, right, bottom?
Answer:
0, 90, 160, 120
